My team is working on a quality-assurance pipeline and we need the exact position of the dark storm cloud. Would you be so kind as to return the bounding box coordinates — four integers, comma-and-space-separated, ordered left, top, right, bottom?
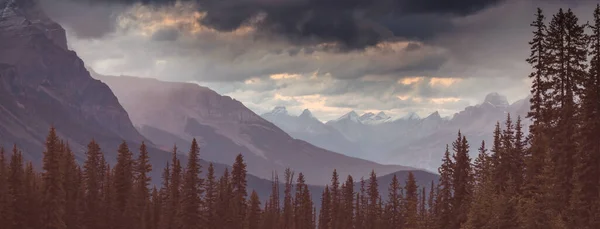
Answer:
65, 0, 505, 49
40, 0, 124, 38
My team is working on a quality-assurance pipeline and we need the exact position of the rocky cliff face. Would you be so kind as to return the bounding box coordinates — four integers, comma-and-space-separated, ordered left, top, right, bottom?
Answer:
0, 0, 146, 163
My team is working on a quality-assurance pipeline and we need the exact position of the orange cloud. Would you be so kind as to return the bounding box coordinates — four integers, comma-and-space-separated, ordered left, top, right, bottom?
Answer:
270, 73, 302, 80
397, 95, 410, 101
430, 97, 461, 104
398, 77, 424, 85
429, 77, 461, 87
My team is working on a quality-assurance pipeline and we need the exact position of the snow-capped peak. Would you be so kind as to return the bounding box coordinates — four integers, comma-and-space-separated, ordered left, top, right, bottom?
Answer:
483, 92, 509, 108
299, 109, 316, 120
266, 106, 288, 116
375, 111, 390, 120
401, 112, 421, 120
424, 111, 441, 120
359, 112, 376, 122
336, 111, 361, 123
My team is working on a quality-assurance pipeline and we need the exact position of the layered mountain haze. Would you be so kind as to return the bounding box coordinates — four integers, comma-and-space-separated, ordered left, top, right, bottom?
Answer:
264, 92, 531, 171
262, 106, 363, 158
93, 73, 417, 185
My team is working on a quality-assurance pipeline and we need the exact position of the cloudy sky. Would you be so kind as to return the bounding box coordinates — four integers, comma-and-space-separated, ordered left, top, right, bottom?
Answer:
40, 0, 590, 121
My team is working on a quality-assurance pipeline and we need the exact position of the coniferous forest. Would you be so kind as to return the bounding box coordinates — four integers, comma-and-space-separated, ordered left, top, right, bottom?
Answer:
1, 6, 600, 229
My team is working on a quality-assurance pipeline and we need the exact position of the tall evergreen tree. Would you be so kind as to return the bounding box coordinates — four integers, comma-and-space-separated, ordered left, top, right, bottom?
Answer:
340, 175, 354, 229
204, 163, 218, 229
571, 4, 600, 228
231, 154, 248, 228
113, 141, 135, 229
386, 174, 403, 228
217, 168, 233, 229
282, 168, 295, 229
25, 161, 43, 229
319, 186, 332, 229
426, 181, 436, 229
62, 143, 81, 229
451, 132, 473, 229
366, 170, 380, 229
464, 141, 494, 229
135, 142, 152, 229
159, 162, 171, 229
0, 147, 9, 228
180, 139, 204, 229
150, 187, 161, 229
436, 145, 453, 229
166, 146, 182, 229
404, 172, 419, 229
8, 146, 26, 229
83, 140, 104, 229
295, 173, 313, 229
329, 169, 340, 229
41, 128, 67, 229
545, 9, 587, 220
247, 190, 262, 229
102, 163, 115, 229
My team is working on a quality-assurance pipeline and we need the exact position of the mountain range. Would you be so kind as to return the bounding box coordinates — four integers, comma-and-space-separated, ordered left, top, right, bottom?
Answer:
263, 93, 532, 171
0, 0, 433, 193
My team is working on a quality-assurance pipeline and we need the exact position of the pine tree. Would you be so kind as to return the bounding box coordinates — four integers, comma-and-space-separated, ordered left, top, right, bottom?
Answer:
295, 173, 313, 229
159, 162, 171, 229
419, 187, 427, 229
166, 146, 182, 229
204, 163, 218, 229
135, 142, 152, 229
354, 192, 362, 229
522, 9, 553, 229
319, 186, 332, 229
426, 181, 436, 229
545, 8, 587, 219
263, 172, 280, 229
83, 140, 104, 229
570, 4, 600, 228
62, 143, 81, 229
230, 154, 248, 228
151, 187, 161, 229
282, 168, 295, 229
490, 121, 508, 196
340, 175, 354, 229
366, 170, 380, 229
25, 161, 43, 229
102, 163, 115, 229
329, 169, 340, 229
217, 168, 233, 229
247, 190, 262, 229
180, 139, 204, 229
403, 172, 419, 229
8, 145, 26, 229
513, 116, 526, 194
113, 141, 135, 229
463, 141, 494, 229
41, 128, 67, 229
436, 145, 453, 229
386, 174, 403, 228
0, 147, 9, 228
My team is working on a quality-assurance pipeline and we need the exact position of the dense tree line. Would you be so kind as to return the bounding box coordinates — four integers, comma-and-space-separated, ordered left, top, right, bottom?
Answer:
1, 6, 600, 229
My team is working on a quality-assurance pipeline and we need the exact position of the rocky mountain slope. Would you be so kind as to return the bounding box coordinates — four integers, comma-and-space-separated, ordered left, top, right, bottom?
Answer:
93, 73, 417, 185
0, 0, 150, 165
